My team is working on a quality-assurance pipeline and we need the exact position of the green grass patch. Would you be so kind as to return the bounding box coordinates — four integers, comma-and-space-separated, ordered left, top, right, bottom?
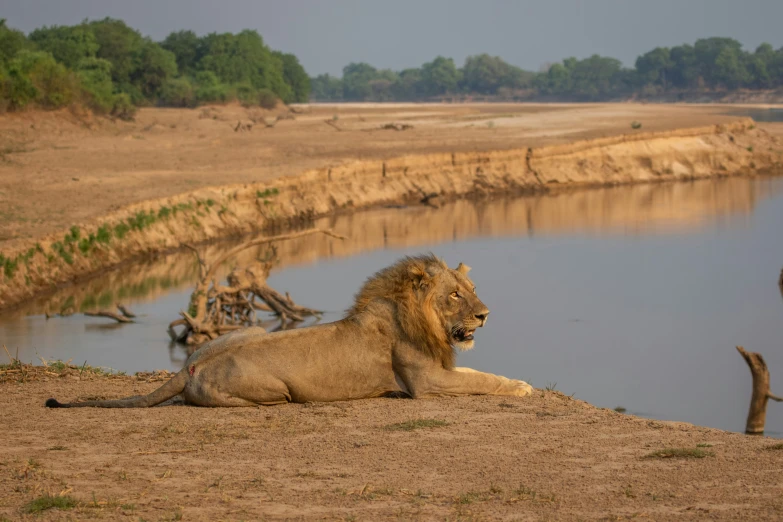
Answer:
96, 224, 112, 244
127, 210, 157, 231
113, 222, 130, 239
383, 418, 449, 431
696, 443, 713, 448
51, 241, 74, 265
643, 447, 713, 459
78, 237, 92, 255
172, 202, 193, 215
614, 406, 627, 413
23, 494, 77, 513
256, 188, 279, 199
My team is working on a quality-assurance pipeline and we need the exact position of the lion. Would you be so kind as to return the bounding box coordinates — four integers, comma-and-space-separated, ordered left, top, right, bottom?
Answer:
45, 254, 533, 408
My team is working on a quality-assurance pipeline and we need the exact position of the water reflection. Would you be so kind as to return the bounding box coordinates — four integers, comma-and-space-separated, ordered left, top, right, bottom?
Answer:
728, 108, 783, 123
5, 175, 781, 320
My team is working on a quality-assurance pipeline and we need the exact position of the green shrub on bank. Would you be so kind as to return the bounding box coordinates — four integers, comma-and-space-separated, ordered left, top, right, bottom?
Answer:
159, 76, 196, 107
2, 50, 77, 110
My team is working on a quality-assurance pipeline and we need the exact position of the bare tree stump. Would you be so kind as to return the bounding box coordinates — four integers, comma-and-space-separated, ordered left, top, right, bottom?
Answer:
736, 346, 783, 435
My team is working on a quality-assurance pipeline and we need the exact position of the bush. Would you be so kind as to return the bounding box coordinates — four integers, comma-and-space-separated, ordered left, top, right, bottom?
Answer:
4, 50, 77, 109
232, 82, 258, 106
256, 88, 279, 109
193, 71, 231, 104
111, 92, 136, 120
76, 57, 115, 113
3, 64, 38, 109
159, 77, 195, 107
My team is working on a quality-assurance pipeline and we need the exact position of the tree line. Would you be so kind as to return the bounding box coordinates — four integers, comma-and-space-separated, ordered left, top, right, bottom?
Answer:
0, 18, 310, 118
2, 16, 782, 115
311, 37, 783, 102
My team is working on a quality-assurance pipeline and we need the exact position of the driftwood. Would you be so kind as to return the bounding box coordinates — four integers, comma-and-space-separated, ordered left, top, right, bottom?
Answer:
168, 229, 345, 346
736, 346, 782, 435
47, 304, 136, 322
116, 304, 136, 318
84, 310, 134, 323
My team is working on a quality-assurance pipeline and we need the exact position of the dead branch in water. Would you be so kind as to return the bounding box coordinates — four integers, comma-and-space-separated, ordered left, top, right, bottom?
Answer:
736, 346, 782, 435
84, 310, 134, 323
169, 229, 346, 347
116, 304, 136, 318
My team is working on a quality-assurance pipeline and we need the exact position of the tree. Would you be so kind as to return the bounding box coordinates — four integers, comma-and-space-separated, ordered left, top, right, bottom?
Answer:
461, 54, 509, 94
420, 56, 459, 96
635, 47, 673, 89
309, 73, 342, 101
713, 46, 749, 89
342, 62, 378, 100
669, 44, 700, 89
534, 62, 572, 95
161, 30, 203, 76
88, 18, 144, 86
28, 25, 99, 69
0, 19, 30, 67
199, 30, 288, 101
273, 51, 310, 103
694, 37, 745, 87
130, 41, 177, 98
746, 43, 775, 88
392, 68, 423, 100
76, 57, 115, 112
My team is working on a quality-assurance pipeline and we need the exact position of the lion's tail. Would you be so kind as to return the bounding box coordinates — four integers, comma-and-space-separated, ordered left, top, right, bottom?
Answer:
45, 368, 189, 409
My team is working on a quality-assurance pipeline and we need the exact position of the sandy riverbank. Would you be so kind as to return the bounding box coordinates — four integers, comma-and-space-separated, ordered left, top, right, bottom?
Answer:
1, 367, 781, 521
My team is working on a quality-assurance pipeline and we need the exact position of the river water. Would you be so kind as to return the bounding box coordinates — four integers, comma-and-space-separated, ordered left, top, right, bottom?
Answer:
2, 175, 782, 435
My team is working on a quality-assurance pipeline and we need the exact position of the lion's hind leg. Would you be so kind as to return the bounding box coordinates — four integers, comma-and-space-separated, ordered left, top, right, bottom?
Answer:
184, 377, 292, 407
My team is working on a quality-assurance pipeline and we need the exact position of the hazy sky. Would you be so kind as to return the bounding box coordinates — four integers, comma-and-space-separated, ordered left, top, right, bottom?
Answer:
3, 0, 782, 76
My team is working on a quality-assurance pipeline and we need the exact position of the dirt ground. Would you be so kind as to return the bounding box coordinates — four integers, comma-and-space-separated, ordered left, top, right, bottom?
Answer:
1, 102, 780, 248
1, 370, 782, 521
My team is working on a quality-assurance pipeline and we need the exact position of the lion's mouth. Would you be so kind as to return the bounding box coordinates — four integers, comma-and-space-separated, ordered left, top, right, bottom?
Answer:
455, 329, 476, 342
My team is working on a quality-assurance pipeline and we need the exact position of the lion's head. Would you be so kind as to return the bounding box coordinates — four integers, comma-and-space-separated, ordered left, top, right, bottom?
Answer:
347, 254, 490, 368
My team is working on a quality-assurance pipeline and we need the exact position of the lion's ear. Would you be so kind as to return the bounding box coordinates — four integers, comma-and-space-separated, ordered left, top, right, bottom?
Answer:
409, 266, 432, 289
456, 262, 471, 275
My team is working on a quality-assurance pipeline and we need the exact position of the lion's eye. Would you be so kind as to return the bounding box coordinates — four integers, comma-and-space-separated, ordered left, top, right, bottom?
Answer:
450, 291, 460, 299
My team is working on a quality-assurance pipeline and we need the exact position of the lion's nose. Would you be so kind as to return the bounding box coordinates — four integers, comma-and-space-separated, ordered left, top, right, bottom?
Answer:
475, 311, 489, 325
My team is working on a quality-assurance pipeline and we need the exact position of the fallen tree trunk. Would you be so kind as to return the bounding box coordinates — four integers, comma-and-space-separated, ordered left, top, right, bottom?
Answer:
169, 228, 345, 346
736, 346, 782, 435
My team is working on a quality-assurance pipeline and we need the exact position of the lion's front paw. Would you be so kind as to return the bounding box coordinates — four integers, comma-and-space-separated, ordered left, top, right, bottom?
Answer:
507, 379, 533, 397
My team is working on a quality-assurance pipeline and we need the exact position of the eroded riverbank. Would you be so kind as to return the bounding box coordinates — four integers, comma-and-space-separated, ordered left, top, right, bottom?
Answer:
1, 119, 781, 311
